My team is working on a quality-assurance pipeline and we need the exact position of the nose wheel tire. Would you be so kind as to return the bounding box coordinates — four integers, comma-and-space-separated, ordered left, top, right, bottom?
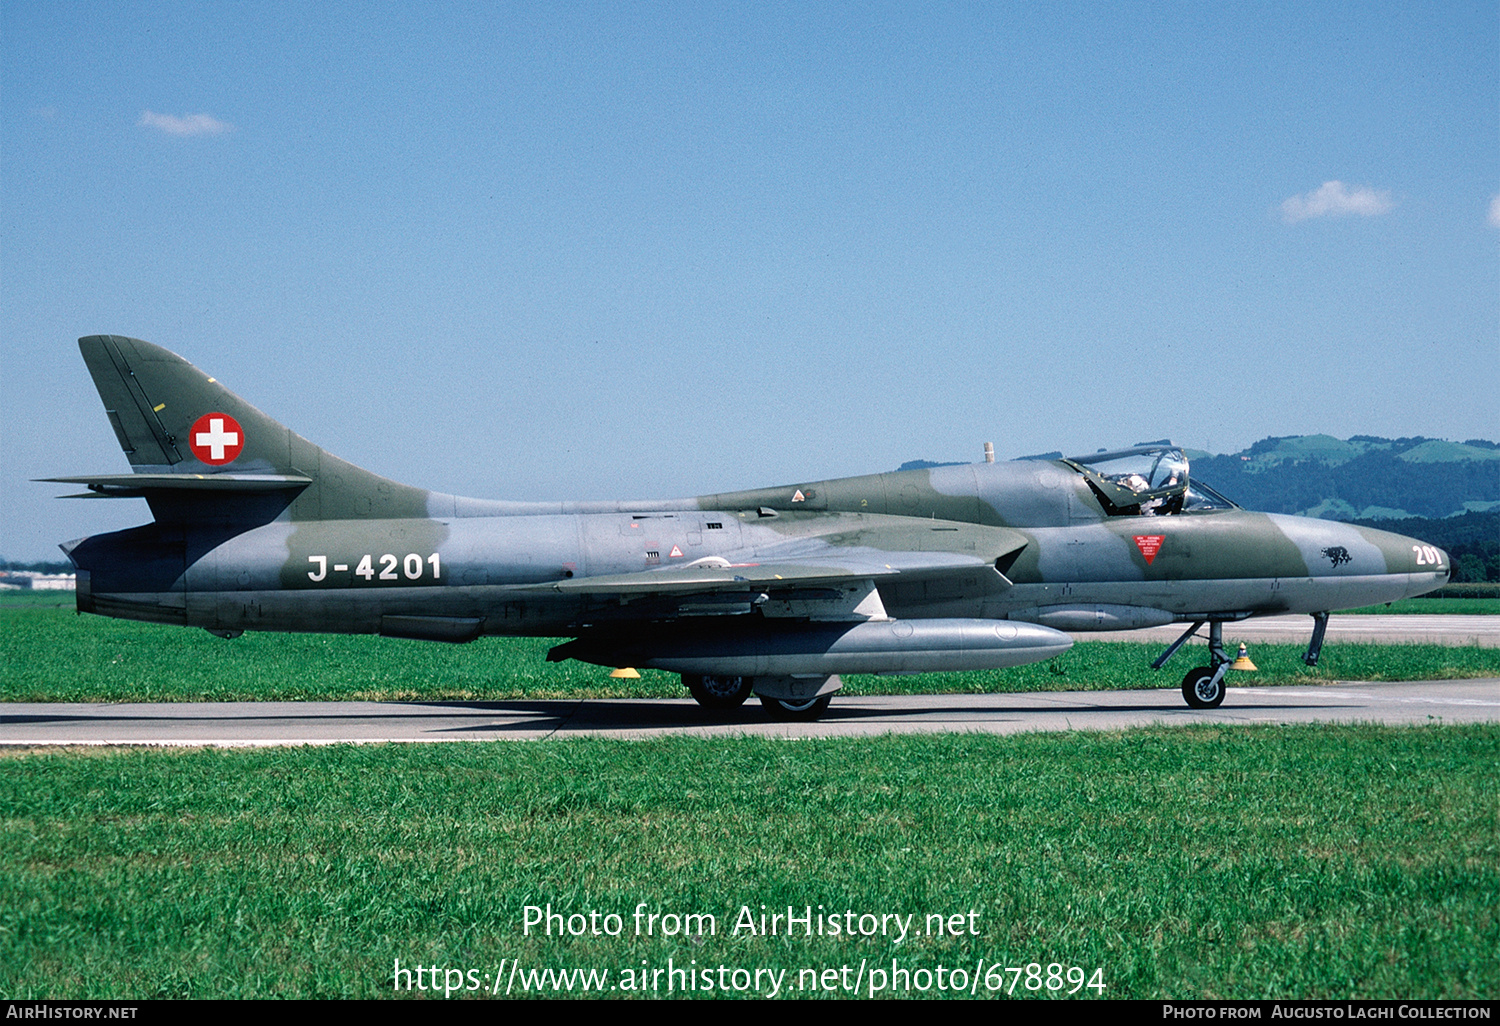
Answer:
1181, 667, 1226, 709
683, 674, 754, 710
759, 694, 833, 721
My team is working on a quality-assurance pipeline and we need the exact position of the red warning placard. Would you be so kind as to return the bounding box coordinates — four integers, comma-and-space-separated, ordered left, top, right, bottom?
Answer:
1133, 535, 1164, 564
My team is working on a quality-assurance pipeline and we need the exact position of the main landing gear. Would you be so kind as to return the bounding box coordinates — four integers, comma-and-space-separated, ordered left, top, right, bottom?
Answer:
759, 694, 833, 722
682, 674, 754, 710
681, 674, 839, 721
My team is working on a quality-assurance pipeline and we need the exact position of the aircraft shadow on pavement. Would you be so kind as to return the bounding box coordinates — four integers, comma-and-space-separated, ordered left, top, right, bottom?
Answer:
0, 695, 1376, 742
415, 696, 1361, 735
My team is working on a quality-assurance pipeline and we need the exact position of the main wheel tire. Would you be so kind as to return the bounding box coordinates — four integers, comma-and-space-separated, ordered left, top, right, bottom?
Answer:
683, 674, 754, 710
759, 694, 833, 722
1181, 666, 1226, 709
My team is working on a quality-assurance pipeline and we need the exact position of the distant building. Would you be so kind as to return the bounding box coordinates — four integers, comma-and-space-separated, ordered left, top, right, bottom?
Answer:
0, 572, 76, 591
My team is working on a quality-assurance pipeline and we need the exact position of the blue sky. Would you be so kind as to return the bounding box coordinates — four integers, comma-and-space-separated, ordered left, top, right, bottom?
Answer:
3, 1, 1496, 560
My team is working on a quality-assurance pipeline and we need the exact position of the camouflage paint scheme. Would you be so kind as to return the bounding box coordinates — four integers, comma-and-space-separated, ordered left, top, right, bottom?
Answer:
47, 337, 1450, 717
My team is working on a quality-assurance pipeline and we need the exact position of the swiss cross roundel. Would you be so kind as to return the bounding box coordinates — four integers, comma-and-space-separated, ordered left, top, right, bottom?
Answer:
189, 412, 244, 466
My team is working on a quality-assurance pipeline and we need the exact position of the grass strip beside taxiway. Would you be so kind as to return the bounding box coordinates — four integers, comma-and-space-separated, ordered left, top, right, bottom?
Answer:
1, 726, 1494, 999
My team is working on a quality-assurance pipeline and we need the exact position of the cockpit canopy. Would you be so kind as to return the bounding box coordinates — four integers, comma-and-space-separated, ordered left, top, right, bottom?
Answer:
1062, 444, 1235, 516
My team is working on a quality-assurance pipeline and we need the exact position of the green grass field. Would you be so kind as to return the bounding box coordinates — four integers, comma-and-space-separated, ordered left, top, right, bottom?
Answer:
3, 598, 1496, 1000
1, 601, 1496, 703
1345, 597, 1500, 614
1, 727, 1494, 1000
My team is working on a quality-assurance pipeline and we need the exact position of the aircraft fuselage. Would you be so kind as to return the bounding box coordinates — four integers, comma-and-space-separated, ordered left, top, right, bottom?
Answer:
72, 503, 1446, 637
51, 335, 1452, 717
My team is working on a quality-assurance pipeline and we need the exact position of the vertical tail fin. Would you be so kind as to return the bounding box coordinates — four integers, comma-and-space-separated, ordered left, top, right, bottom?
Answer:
67, 335, 433, 522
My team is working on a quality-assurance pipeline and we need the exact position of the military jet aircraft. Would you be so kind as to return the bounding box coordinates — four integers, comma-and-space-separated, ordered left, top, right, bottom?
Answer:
45, 336, 1451, 720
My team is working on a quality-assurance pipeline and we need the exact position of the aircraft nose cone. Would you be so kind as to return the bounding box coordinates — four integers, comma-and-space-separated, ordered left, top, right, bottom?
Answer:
1399, 536, 1448, 574
1383, 531, 1450, 598
1301, 520, 1450, 603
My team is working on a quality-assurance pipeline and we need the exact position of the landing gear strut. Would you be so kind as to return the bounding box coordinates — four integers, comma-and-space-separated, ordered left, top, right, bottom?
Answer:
1155, 619, 1230, 709
1303, 611, 1329, 667
1180, 620, 1229, 709
1157, 611, 1333, 709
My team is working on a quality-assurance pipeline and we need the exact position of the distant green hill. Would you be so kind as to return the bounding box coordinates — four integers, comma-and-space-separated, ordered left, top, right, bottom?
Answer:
1188, 435, 1499, 521
1344, 511, 1499, 583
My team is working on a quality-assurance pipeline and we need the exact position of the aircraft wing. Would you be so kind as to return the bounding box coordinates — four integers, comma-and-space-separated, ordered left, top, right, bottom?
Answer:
517, 549, 1013, 624
517, 545, 1018, 601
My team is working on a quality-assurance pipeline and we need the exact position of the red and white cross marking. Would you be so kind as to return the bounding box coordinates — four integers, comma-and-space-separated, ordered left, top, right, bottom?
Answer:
190, 412, 244, 466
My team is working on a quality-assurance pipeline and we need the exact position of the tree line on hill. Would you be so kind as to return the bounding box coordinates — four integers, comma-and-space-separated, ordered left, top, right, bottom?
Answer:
1344, 511, 1498, 583
1190, 449, 1496, 521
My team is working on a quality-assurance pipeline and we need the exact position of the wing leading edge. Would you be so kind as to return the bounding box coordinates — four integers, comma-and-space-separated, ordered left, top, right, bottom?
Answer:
529, 551, 1014, 596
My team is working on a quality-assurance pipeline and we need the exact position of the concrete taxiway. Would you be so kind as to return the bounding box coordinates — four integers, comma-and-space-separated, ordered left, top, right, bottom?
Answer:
1, 679, 1494, 745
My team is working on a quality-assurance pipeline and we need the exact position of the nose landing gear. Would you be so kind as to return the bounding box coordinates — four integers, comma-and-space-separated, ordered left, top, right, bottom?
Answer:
1154, 618, 1232, 709
1181, 664, 1228, 709
1179, 620, 1230, 709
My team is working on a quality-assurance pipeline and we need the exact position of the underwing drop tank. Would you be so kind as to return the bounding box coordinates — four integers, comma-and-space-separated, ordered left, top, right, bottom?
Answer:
548, 617, 1073, 677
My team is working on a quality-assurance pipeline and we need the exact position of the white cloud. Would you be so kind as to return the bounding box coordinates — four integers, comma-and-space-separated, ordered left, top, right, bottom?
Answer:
1488, 194, 1500, 228
1281, 181, 1394, 223
137, 111, 234, 136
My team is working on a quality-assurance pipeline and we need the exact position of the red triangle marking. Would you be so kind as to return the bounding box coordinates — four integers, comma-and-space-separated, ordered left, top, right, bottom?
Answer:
1134, 535, 1164, 564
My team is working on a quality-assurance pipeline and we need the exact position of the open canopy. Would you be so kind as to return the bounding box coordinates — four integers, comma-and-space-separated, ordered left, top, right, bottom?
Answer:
1062, 445, 1235, 516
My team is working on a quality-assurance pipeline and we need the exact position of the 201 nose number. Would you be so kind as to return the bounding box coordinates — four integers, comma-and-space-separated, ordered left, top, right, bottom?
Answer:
1412, 545, 1443, 566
